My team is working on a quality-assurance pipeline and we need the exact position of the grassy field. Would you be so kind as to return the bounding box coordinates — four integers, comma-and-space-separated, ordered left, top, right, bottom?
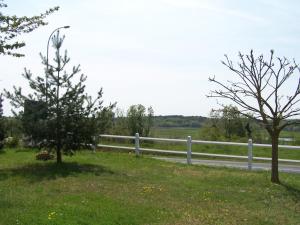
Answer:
0, 148, 299, 225
152, 127, 203, 139
152, 127, 300, 142
101, 127, 300, 161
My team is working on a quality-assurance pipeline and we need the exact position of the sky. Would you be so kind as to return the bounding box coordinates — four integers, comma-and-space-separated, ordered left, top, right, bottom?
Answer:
1, 0, 300, 116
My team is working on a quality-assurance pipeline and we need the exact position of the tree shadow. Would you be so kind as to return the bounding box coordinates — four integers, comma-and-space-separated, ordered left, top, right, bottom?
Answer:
281, 182, 300, 203
0, 162, 115, 183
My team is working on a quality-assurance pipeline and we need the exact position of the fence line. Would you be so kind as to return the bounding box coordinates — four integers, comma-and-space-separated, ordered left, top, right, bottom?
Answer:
98, 134, 300, 170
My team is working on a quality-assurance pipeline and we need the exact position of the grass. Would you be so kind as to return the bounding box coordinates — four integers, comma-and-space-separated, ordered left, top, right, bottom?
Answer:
0, 148, 300, 224
152, 127, 203, 139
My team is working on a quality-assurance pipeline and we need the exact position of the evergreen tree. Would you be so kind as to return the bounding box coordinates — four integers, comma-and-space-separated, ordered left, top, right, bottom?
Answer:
0, 0, 58, 57
5, 31, 114, 163
97, 107, 115, 134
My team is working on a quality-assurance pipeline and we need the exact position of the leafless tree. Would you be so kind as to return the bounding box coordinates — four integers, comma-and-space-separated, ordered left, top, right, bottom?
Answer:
208, 50, 300, 183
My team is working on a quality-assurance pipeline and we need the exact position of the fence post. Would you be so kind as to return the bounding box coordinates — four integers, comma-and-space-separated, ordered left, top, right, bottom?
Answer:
92, 136, 96, 153
187, 136, 192, 165
248, 138, 253, 170
135, 133, 140, 156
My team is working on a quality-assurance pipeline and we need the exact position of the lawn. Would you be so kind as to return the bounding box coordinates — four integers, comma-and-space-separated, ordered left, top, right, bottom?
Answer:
0, 148, 299, 225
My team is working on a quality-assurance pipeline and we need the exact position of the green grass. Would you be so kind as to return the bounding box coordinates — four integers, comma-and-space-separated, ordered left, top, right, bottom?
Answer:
152, 127, 203, 139
0, 148, 300, 224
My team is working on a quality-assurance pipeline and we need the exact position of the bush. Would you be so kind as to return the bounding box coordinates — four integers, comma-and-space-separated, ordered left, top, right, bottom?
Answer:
4, 137, 19, 148
36, 151, 54, 161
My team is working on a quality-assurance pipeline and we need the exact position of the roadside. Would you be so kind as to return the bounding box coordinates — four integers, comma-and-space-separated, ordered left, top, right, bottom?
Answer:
153, 157, 300, 174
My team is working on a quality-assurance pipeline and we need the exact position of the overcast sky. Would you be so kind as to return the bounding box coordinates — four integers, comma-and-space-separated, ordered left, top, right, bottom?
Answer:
1, 0, 300, 116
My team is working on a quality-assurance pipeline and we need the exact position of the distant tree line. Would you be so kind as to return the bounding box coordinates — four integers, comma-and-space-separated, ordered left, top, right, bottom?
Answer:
102, 105, 154, 137
3, 101, 299, 147
153, 115, 206, 128
199, 105, 268, 142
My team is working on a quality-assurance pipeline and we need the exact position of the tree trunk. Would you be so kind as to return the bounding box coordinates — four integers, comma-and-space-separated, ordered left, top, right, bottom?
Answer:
56, 147, 62, 164
56, 50, 62, 164
271, 132, 280, 183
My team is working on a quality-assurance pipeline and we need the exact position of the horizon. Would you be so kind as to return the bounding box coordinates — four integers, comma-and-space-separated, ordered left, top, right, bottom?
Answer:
1, 0, 300, 117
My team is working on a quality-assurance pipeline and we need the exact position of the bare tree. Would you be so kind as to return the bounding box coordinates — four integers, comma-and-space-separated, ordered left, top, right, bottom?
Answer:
208, 50, 300, 183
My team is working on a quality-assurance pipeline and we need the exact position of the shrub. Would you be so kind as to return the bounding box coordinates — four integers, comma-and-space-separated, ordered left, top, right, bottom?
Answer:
36, 151, 54, 161
4, 137, 19, 148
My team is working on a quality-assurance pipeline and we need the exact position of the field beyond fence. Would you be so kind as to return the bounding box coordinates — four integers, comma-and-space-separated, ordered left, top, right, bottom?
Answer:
98, 129, 300, 168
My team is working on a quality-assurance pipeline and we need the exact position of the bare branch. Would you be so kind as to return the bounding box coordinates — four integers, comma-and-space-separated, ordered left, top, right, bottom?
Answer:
209, 50, 300, 135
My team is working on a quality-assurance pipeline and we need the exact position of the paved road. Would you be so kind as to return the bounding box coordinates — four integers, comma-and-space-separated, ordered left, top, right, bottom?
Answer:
153, 157, 300, 174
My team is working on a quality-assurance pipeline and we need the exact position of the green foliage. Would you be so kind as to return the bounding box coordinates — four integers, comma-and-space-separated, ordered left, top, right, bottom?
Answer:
110, 108, 129, 135
222, 105, 246, 138
108, 105, 154, 137
200, 123, 223, 141
127, 104, 154, 136
0, 94, 4, 149
0, 0, 59, 57
201, 105, 247, 141
154, 115, 206, 128
0, 98, 23, 149
3, 116, 23, 138
21, 100, 48, 144
5, 31, 114, 162
97, 107, 115, 134
4, 136, 19, 148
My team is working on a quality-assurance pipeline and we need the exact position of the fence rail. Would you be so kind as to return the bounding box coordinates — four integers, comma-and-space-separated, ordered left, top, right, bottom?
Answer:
98, 134, 300, 170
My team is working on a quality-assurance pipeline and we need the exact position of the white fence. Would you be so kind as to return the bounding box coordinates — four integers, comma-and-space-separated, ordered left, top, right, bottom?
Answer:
97, 133, 300, 170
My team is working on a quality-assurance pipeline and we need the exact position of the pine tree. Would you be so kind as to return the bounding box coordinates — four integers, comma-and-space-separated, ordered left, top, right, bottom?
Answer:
5, 31, 114, 163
